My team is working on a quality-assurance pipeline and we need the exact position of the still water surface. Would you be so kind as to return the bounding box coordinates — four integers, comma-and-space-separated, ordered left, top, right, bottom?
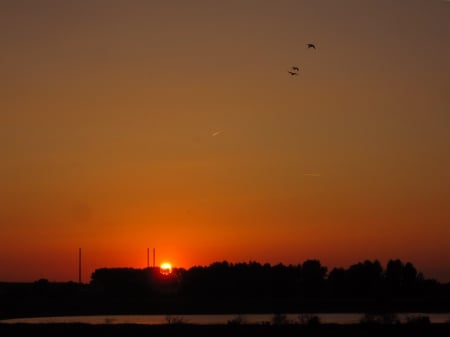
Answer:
2, 313, 450, 325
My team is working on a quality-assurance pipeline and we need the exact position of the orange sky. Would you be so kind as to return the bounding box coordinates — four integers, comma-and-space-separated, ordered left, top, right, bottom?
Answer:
1, 0, 450, 283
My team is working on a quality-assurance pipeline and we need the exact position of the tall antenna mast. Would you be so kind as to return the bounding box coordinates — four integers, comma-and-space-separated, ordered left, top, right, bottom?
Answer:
153, 248, 155, 267
78, 248, 82, 284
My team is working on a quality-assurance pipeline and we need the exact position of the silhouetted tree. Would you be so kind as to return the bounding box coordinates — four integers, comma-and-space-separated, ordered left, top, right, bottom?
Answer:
385, 259, 404, 294
300, 260, 327, 297
327, 267, 347, 296
402, 262, 418, 293
346, 260, 383, 297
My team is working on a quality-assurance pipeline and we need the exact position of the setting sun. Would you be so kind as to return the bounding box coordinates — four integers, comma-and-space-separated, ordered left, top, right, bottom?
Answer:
160, 262, 172, 275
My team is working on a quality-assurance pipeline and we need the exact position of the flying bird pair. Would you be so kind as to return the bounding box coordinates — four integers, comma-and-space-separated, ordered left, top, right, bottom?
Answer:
288, 66, 300, 76
288, 43, 316, 76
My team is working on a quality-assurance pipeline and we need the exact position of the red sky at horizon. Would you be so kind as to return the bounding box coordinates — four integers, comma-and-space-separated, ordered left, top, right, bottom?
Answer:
1, 0, 450, 283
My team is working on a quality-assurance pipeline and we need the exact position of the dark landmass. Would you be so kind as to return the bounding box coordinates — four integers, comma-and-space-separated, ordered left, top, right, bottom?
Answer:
1, 259, 449, 319
1, 322, 450, 337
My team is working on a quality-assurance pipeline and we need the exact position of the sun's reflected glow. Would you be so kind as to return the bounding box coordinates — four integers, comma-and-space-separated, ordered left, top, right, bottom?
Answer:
160, 262, 172, 275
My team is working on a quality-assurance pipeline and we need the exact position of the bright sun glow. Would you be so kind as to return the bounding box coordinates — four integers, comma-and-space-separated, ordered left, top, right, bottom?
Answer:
160, 262, 172, 275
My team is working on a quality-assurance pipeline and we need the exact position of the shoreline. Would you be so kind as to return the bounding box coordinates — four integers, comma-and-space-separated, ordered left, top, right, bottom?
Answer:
1, 322, 450, 337
1, 311, 450, 325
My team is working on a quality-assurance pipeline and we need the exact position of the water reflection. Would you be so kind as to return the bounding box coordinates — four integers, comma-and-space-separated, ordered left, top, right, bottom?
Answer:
2, 313, 450, 325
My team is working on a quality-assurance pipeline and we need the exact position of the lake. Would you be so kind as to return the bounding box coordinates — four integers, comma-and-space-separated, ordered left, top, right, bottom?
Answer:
1, 313, 449, 325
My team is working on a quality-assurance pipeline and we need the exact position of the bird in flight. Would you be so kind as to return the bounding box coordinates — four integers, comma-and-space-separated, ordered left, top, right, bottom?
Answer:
307, 43, 316, 49
288, 66, 299, 76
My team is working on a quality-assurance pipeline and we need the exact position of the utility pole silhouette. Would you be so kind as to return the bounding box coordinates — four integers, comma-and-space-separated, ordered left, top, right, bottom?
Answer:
78, 248, 82, 284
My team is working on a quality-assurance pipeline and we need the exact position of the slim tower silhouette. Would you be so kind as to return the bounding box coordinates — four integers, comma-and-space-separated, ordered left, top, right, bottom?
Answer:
78, 248, 82, 284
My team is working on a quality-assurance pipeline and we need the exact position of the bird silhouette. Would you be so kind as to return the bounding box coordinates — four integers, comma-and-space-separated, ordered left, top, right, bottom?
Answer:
307, 43, 316, 49
288, 70, 298, 76
292, 66, 299, 71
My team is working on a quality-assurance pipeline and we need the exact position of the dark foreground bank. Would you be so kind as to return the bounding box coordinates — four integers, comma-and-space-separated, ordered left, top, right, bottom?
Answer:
1, 323, 450, 337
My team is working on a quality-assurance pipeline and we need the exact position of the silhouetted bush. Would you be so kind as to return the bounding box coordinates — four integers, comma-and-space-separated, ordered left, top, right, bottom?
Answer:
405, 315, 431, 326
165, 315, 188, 325
359, 313, 400, 325
298, 313, 321, 326
227, 315, 247, 325
271, 313, 290, 325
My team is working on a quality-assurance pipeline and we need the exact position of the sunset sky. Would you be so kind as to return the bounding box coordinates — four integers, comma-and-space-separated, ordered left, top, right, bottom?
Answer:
1, 0, 449, 283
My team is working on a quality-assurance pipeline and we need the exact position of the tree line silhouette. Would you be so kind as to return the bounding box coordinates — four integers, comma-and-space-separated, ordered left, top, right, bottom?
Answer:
89, 259, 443, 299
1, 259, 449, 318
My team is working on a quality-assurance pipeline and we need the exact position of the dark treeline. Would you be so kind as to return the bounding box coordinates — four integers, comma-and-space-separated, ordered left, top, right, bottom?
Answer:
1, 259, 450, 318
